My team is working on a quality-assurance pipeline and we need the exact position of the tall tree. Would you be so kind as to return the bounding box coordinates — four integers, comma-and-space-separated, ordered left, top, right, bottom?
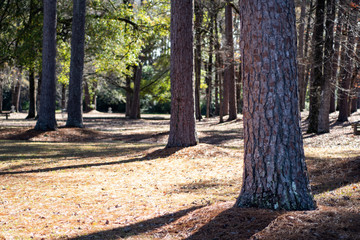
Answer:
194, 0, 203, 121
298, 0, 307, 111
307, 0, 325, 133
236, 0, 315, 210
318, 0, 335, 133
66, 0, 87, 128
35, 0, 58, 131
166, 0, 198, 148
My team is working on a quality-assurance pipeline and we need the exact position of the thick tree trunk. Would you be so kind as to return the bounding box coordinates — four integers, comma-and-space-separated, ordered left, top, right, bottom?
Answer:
129, 64, 142, 119
26, 68, 36, 119
318, 0, 335, 133
236, 0, 315, 210
167, 0, 198, 148
225, 4, 237, 121
194, 0, 203, 121
338, 2, 357, 122
307, 0, 325, 133
35, 0, 57, 131
66, 0, 86, 128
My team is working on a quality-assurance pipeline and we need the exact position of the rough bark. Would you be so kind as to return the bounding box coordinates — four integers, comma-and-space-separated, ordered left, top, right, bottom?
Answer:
236, 0, 315, 210
307, 0, 325, 133
318, 0, 335, 133
206, 11, 214, 119
35, 0, 57, 131
225, 4, 237, 121
26, 68, 36, 119
129, 64, 142, 119
194, 0, 203, 121
167, 0, 198, 148
66, 0, 86, 128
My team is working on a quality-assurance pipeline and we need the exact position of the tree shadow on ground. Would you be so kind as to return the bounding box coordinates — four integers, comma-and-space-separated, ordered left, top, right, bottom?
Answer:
199, 130, 243, 145
69, 206, 203, 240
0, 146, 183, 175
185, 206, 282, 240
307, 156, 360, 194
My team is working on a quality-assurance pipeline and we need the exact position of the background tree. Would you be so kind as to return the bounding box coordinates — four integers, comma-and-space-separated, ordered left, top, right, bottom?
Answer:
166, 0, 198, 148
237, 0, 315, 210
35, 0, 58, 131
66, 0, 86, 128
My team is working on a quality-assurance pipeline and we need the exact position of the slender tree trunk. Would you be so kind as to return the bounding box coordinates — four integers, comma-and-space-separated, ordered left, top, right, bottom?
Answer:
194, 0, 203, 121
237, 0, 315, 210
0, 77, 3, 112
301, 0, 314, 111
307, 0, 325, 133
206, 19, 214, 118
236, 66, 242, 114
26, 68, 36, 119
61, 83, 66, 110
66, 0, 86, 128
225, 4, 237, 121
214, 11, 220, 116
318, 0, 335, 133
298, 0, 307, 111
125, 74, 131, 117
35, 0, 57, 130
330, 5, 342, 113
130, 64, 142, 119
167, 0, 198, 148
83, 79, 91, 112
338, 2, 357, 122
15, 69, 22, 112
35, 74, 41, 119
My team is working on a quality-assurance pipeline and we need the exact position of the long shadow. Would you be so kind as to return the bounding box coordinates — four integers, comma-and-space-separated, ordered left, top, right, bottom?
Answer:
0, 147, 183, 175
308, 156, 360, 194
69, 206, 203, 240
200, 129, 243, 145
186, 206, 281, 240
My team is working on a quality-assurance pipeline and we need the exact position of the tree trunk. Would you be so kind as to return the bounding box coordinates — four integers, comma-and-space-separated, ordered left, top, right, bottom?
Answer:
330, 5, 342, 113
225, 4, 237, 121
307, 0, 325, 133
167, 0, 198, 148
26, 68, 36, 119
298, 0, 306, 112
83, 79, 91, 112
206, 12, 214, 119
338, 2, 357, 122
214, 11, 220, 116
236, 0, 315, 210
194, 0, 203, 121
35, 0, 57, 131
12, 68, 22, 112
0, 77, 3, 112
61, 83, 66, 110
125, 74, 131, 117
129, 64, 142, 119
35, 74, 41, 119
317, 0, 335, 133
66, 0, 86, 128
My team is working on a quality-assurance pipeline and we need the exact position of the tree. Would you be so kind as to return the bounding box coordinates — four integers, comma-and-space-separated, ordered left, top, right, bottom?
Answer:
66, 0, 87, 128
166, 0, 198, 148
225, 3, 236, 121
194, 0, 203, 121
35, 0, 57, 131
236, 0, 315, 210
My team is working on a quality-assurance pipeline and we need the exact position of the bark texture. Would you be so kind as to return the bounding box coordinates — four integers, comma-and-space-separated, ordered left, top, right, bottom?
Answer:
66, 0, 86, 128
35, 0, 57, 131
194, 0, 203, 121
26, 68, 36, 119
167, 0, 198, 148
236, 0, 315, 210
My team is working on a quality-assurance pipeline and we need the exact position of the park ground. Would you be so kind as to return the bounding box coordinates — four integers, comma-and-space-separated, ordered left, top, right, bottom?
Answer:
0, 111, 360, 239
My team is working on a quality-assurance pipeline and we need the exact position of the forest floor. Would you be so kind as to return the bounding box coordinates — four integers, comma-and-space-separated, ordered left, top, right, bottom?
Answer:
0, 110, 359, 239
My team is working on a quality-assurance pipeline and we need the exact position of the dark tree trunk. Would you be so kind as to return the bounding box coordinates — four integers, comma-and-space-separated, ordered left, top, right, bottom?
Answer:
0, 77, 3, 112
35, 75, 41, 119
214, 11, 220, 116
35, 0, 57, 131
61, 83, 66, 110
83, 80, 91, 112
338, 2, 357, 122
167, 0, 198, 148
66, 0, 86, 128
12, 69, 22, 112
129, 64, 142, 119
318, 0, 335, 133
225, 4, 237, 121
125, 74, 131, 117
206, 12, 214, 119
194, 0, 203, 121
236, 66, 242, 114
236, 0, 315, 210
307, 0, 325, 133
26, 68, 36, 119
298, 0, 306, 112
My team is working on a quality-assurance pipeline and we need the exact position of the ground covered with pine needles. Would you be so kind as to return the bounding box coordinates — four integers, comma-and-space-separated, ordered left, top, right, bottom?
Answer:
0, 111, 359, 239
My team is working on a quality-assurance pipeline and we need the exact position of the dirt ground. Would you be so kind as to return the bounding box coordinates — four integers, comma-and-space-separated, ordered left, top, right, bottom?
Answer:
0, 110, 360, 239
